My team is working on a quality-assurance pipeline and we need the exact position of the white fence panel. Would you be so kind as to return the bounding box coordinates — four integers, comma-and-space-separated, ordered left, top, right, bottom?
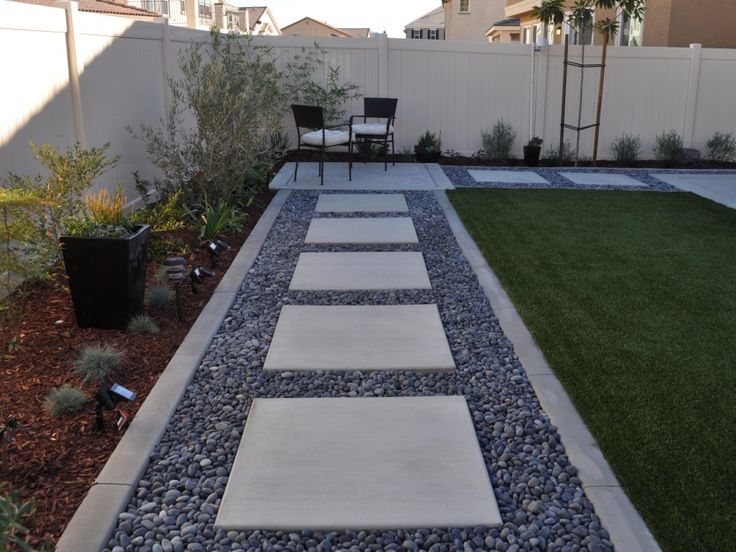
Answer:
3, 0, 736, 195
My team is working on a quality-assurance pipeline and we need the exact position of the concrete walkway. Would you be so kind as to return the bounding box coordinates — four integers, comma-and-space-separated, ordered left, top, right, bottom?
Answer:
59, 167, 659, 552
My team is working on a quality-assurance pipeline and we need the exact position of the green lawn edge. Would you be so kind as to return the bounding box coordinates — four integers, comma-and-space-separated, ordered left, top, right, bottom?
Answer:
448, 188, 736, 552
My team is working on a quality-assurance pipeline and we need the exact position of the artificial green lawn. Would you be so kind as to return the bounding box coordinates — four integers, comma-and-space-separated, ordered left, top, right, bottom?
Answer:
448, 189, 735, 552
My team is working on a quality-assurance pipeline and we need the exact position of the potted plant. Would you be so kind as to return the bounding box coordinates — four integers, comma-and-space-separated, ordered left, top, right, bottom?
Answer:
414, 130, 442, 163
61, 187, 150, 330
524, 137, 544, 166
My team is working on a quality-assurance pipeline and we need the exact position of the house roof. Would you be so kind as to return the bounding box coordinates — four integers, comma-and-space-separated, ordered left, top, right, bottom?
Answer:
485, 17, 521, 34
339, 27, 371, 38
282, 16, 368, 38
282, 17, 350, 37
405, 6, 445, 30
13, 0, 158, 18
242, 6, 266, 27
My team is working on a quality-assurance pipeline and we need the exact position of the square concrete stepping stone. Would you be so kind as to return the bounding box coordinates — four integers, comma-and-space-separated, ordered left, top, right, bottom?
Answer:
215, 396, 501, 530
305, 217, 418, 244
315, 193, 409, 213
264, 304, 455, 371
289, 252, 431, 291
468, 169, 549, 184
561, 172, 644, 187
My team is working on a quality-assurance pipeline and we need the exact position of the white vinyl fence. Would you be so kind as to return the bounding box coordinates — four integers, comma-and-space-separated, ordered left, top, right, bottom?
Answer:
3, 1, 736, 198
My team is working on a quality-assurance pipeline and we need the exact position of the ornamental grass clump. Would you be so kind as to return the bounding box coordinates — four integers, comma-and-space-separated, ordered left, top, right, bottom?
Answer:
146, 285, 173, 308
43, 385, 88, 417
705, 131, 736, 163
127, 313, 160, 335
74, 343, 123, 384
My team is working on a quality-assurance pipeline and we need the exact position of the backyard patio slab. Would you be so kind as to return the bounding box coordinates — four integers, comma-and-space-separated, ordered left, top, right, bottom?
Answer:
263, 304, 455, 371
652, 173, 736, 208
468, 169, 549, 184
304, 217, 418, 244
315, 193, 409, 213
561, 172, 644, 187
289, 252, 431, 291
270, 162, 454, 190
214, 396, 500, 530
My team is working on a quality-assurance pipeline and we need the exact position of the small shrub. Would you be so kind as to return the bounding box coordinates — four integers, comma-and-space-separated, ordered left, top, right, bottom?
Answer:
129, 185, 188, 232
705, 131, 736, 163
74, 343, 123, 384
127, 313, 160, 334
0, 482, 35, 551
147, 235, 189, 263
414, 131, 442, 154
43, 385, 88, 417
654, 130, 683, 164
189, 199, 246, 241
146, 285, 173, 308
610, 134, 641, 165
482, 120, 517, 162
8, 142, 119, 265
544, 140, 575, 164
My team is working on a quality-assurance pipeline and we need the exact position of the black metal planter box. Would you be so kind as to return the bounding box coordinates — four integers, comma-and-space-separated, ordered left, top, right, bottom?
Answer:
60, 225, 150, 329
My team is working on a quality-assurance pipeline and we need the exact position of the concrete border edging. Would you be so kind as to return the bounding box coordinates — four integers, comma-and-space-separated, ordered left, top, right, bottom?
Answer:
434, 190, 661, 552
55, 190, 291, 552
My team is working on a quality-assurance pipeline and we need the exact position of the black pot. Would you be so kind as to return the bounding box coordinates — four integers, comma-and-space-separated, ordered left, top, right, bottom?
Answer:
523, 145, 542, 166
415, 150, 441, 163
60, 225, 150, 329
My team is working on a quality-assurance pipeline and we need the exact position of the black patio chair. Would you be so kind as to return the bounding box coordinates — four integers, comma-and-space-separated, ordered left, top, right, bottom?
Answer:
350, 97, 398, 170
291, 104, 352, 186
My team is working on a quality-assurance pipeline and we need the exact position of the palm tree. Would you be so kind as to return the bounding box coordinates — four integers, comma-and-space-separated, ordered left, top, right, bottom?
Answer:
535, 0, 646, 165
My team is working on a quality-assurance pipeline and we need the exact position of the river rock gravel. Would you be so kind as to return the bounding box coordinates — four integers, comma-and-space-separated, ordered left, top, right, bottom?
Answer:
105, 190, 613, 552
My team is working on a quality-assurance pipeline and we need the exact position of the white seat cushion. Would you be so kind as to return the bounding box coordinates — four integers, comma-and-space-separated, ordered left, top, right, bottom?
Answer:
352, 123, 394, 136
301, 129, 350, 147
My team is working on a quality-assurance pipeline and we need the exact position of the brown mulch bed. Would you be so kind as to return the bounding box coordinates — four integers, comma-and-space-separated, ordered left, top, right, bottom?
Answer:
0, 192, 273, 549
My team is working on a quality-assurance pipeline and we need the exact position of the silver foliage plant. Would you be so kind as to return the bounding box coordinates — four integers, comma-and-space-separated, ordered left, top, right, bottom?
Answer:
134, 33, 360, 207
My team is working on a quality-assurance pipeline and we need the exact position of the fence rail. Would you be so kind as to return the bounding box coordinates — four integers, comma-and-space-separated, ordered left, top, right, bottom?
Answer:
2, 1, 736, 198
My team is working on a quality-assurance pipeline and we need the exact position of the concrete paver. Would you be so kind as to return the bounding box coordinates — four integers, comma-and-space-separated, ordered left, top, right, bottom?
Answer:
304, 217, 418, 244
215, 396, 501, 530
561, 172, 643, 187
468, 169, 549, 184
315, 193, 409, 213
264, 304, 455, 371
289, 252, 431, 291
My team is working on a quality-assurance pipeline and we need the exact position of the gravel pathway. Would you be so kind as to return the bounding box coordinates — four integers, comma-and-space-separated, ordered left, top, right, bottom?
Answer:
105, 191, 613, 552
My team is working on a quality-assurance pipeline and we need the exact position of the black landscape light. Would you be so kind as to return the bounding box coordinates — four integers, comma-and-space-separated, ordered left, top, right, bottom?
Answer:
165, 256, 187, 323
190, 266, 214, 294
205, 240, 231, 267
95, 384, 137, 432
0, 416, 18, 471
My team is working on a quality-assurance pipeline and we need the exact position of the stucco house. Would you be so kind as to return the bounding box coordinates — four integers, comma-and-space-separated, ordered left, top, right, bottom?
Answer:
213, 5, 280, 35
404, 6, 445, 40
281, 17, 370, 38
442, 0, 506, 41
498, 0, 736, 48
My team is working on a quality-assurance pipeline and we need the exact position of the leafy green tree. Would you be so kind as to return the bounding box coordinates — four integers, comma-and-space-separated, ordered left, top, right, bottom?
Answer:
134, 32, 360, 209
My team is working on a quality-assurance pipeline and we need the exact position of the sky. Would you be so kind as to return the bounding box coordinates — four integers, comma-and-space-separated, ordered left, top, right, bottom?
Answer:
231, 0, 442, 38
